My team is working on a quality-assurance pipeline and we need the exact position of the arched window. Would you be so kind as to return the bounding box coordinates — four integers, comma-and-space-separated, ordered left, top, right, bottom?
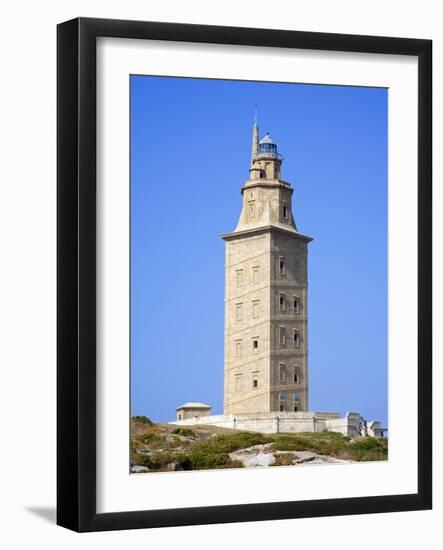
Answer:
279, 363, 286, 383
293, 367, 301, 384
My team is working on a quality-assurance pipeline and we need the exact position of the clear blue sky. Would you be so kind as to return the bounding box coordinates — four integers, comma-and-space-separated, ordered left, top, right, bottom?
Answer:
130, 75, 388, 428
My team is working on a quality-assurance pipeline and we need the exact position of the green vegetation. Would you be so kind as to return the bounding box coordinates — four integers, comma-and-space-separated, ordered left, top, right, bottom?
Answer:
187, 449, 243, 470
130, 418, 388, 472
272, 431, 350, 455
271, 432, 387, 461
171, 427, 196, 437
132, 451, 177, 471
131, 415, 153, 425
190, 431, 272, 455
177, 431, 271, 470
346, 436, 388, 461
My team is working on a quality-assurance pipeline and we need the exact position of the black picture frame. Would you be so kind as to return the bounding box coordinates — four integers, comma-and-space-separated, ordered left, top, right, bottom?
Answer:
57, 17, 432, 532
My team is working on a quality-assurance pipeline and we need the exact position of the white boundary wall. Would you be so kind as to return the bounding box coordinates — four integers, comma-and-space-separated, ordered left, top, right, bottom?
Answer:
169, 411, 382, 438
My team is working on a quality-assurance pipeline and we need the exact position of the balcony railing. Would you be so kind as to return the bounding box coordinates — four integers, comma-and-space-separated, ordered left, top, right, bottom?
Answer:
256, 150, 283, 160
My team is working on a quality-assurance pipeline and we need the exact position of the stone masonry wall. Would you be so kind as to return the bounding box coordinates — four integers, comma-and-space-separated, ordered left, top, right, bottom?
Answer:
170, 411, 365, 437
224, 233, 272, 414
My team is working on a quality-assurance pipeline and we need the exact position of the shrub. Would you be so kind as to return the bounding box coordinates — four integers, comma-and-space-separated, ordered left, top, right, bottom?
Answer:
174, 453, 193, 471
131, 451, 177, 470
271, 433, 348, 455
228, 431, 272, 449
167, 437, 186, 449
192, 431, 271, 456
349, 437, 387, 451
189, 450, 229, 469
130, 440, 142, 460
171, 427, 196, 437
345, 437, 388, 461
138, 433, 166, 447
188, 449, 242, 470
132, 415, 153, 426
299, 431, 349, 441
272, 437, 305, 452
139, 433, 155, 443
131, 451, 151, 467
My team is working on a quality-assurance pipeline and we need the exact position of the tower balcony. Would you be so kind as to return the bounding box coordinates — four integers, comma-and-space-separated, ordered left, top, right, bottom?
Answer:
255, 151, 283, 161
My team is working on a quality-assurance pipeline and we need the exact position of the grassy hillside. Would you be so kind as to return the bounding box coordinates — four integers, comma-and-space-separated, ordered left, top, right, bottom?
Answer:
130, 416, 388, 473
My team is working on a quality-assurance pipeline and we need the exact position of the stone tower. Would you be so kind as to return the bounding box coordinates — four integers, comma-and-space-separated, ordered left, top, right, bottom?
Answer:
222, 120, 313, 416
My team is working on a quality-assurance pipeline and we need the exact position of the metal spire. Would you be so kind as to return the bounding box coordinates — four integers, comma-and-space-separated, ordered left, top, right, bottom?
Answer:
251, 106, 259, 167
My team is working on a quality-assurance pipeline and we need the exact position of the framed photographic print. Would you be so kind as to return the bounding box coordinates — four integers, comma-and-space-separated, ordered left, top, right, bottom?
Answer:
57, 17, 432, 532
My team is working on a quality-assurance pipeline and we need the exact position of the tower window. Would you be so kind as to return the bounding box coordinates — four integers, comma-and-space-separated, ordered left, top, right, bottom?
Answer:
252, 378, 258, 389
236, 269, 244, 287
235, 339, 243, 358
235, 375, 242, 392
279, 327, 286, 346
292, 393, 300, 403
279, 363, 286, 383
293, 371, 300, 384
279, 391, 285, 401
248, 201, 255, 218
252, 266, 259, 284
280, 405, 285, 412
279, 294, 286, 311
235, 303, 243, 321
279, 257, 286, 275
252, 338, 259, 354
252, 300, 260, 319
293, 331, 300, 347
282, 205, 288, 219
293, 297, 300, 314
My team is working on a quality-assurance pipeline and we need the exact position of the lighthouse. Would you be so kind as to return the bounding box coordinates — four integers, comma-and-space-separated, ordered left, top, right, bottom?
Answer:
222, 120, 313, 415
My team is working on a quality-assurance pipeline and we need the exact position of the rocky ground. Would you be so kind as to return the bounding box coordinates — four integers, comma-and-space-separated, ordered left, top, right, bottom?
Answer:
130, 416, 388, 473
229, 444, 355, 468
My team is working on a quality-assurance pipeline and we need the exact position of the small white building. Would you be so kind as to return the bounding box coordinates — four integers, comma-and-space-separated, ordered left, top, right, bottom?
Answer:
176, 402, 212, 421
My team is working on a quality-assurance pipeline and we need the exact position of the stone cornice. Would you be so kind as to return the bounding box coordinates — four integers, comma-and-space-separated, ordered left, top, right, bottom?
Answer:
221, 224, 313, 242
241, 179, 293, 194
